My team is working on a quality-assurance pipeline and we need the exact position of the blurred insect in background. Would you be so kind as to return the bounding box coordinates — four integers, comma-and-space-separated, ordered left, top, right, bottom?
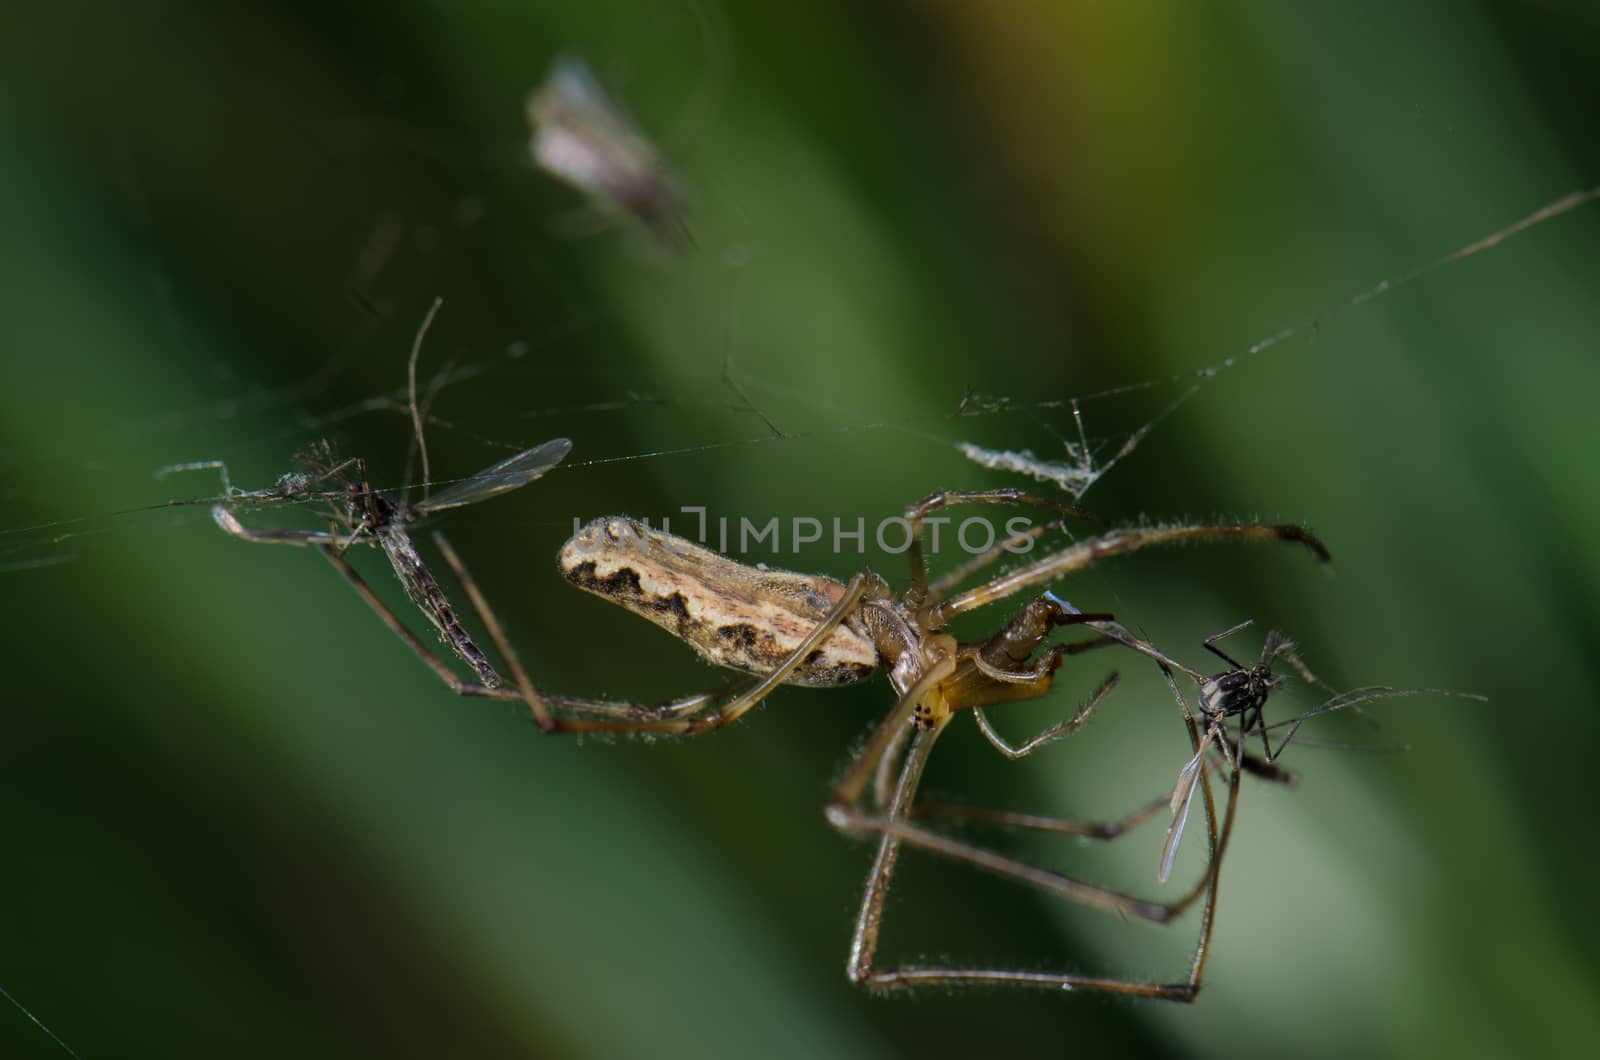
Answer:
527, 57, 691, 244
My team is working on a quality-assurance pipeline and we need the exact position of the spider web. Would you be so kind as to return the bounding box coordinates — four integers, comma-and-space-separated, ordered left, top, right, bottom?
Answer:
3, 7, 1600, 1053
0, 184, 1588, 571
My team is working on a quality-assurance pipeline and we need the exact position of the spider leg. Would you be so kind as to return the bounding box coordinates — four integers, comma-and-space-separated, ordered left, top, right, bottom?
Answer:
901, 488, 1100, 608
871, 720, 912, 814
971, 671, 1118, 760
316, 539, 691, 721
829, 699, 1243, 1000
826, 658, 1229, 924
929, 522, 1329, 627
909, 794, 1168, 840
923, 519, 1058, 604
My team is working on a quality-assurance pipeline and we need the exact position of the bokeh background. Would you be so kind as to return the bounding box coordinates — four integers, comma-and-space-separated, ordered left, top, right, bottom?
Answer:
3, 2, 1598, 1057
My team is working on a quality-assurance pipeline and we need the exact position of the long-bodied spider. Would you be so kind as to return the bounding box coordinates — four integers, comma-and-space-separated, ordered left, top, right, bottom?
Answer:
221, 471, 1328, 999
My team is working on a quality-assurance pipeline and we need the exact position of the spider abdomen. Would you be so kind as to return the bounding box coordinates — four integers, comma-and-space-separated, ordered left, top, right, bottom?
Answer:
559, 517, 878, 687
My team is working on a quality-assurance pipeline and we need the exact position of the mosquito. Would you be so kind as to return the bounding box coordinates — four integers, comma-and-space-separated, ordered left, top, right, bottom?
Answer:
210, 297, 573, 691
213, 436, 572, 691
1107, 620, 1485, 883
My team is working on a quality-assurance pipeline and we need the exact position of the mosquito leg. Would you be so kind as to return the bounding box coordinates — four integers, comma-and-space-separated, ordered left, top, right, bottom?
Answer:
1271, 639, 1379, 733
1250, 704, 1275, 761
1233, 751, 1298, 786
1200, 619, 1255, 670
213, 506, 344, 548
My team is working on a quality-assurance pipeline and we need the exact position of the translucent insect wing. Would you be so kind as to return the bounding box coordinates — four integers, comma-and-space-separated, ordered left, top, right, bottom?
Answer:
1159, 747, 1207, 882
415, 438, 573, 515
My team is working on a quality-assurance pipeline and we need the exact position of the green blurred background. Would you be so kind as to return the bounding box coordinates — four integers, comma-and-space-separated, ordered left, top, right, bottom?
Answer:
3, 2, 1598, 1057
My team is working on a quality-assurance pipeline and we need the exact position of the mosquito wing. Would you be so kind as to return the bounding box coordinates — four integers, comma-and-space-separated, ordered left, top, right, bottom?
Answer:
414, 438, 573, 516
1159, 739, 1210, 883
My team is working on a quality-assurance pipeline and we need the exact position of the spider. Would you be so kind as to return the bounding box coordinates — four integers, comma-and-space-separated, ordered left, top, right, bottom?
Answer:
219, 469, 1329, 1000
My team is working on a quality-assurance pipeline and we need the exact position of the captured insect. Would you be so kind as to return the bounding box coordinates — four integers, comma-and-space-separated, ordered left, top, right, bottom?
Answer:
207, 298, 575, 691
527, 57, 690, 244
1157, 621, 1311, 882
213, 437, 573, 690
288, 484, 1325, 1000
1081, 619, 1485, 886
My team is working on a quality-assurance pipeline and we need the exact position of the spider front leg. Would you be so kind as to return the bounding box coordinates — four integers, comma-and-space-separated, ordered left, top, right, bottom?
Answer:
901, 489, 1099, 610
930, 522, 1329, 627
282, 531, 712, 730
316, 537, 705, 726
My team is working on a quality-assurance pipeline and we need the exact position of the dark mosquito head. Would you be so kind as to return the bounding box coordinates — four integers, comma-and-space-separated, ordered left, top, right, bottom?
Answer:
286, 442, 396, 532
1198, 663, 1276, 722
349, 480, 399, 530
